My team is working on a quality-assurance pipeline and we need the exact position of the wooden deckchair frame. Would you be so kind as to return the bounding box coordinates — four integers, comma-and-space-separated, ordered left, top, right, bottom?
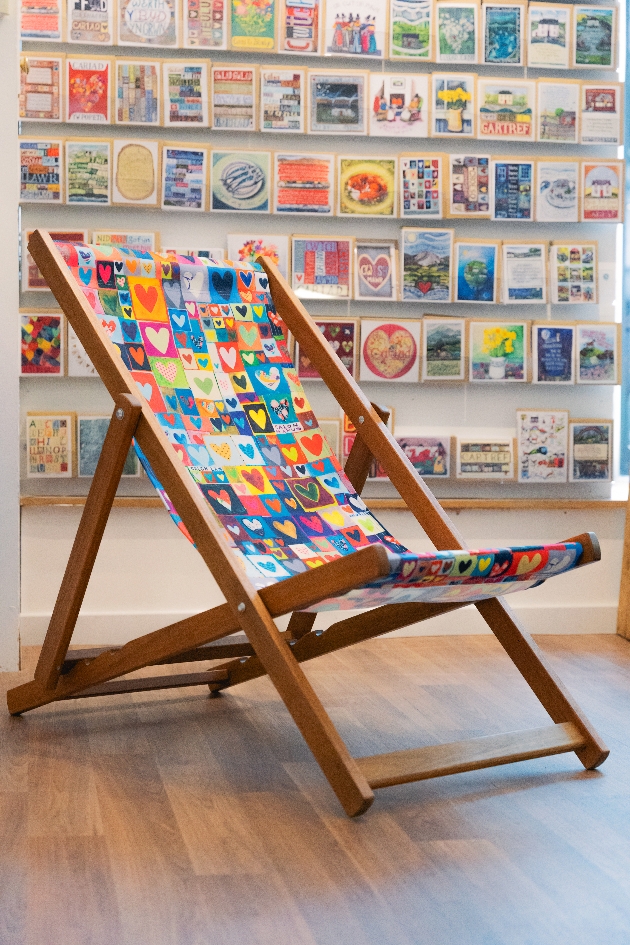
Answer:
8, 230, 608, 817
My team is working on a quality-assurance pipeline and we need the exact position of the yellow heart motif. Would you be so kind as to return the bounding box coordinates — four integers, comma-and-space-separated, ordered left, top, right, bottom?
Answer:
517, 553, 542, 575
478, 557, 492, 571
323, 511, 345, 527
210, 442, 232, 461
282, 446, 299, 462
274, 520, 297, 539
250, 409, 267, 429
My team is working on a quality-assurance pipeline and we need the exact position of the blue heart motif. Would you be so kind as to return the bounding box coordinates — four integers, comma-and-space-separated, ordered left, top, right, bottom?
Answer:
226, 398, 237, 409
165, 394, 178, 411
122, 321, 138, 341
258, 277, 269, 290
136, 381, 153, 401
79, 249, 92, 261
211, 270, 234, 301
174, 433, 187, 444
240, 271, 253, 288
234, 416, 247, 430
189, 445, 210, 465
79, 267, 92, 285
197, 357, 209, 369
261, 445, 282, 464
240, 443, 255, 459
189, 416, 203, 429
324, 477, 339, 489
114, 261, 124, 273
259, 560, 277, 572
211, 419, 223, 432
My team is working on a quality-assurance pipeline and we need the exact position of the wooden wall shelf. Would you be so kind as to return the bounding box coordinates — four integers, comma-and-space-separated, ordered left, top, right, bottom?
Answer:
20, 496, 627, 511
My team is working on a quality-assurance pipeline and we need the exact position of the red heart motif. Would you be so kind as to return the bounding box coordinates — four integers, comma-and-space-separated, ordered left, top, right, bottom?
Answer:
175, 333, 187, 346
357, 253, 391, 292
97, 262, 112, 283
164, 414, 177, 426
242, 469, 265, 492
312, 460, 326, 472
101, 320, 116, 334
129, 346, 145, 365
294, 397, 305, 409
418, 282, 432, 294
84, 290, 97, 308
181, 352, 193, 366
209, 489, 232, 509
301, 434, 323, 457
134, 283, 158, 313
300, 515, 323, 533
266, 498, 282, 513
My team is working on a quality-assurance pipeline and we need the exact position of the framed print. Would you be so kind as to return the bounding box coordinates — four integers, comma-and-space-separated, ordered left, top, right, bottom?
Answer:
537, 80, 579, 144
20, 0, 63, 40
65, 57, 111, 124
369, 73, 429, 138
569, 420, 612, 481
581, 83, 622, 146
337, 157, 397, 217
536, 160, 578, 223
581, 161, 623, 223
162, 61, 209, 126
296, 318, 358, 378
210, 149, 270, 213
477, 78, 535, 141
490, 159, 534, 221
227, 234, 290, 278
400, 154, 443, 220
354, 239, 398, 301
20, 311, 64, 376
359, 319, 421, 383
211, 65, 257, 131
78, 416, 140, 477
92, 230, 157, 251
447, 153, 490, 218
318, 418, 341, 457
67, 324, 98, 376
436, 1, 479, 64
274, 152, 334, 214
401, 228, 454, 303
422, 316, 466, 380
392, 435, 450, 477
112, 139, 159, 206
115, 59, 160, 125
532, 323, 575, 384
482, 2, 525, 65
390, 0, 432, 58
572, 5, 617, 69
66, 139, 110, 205
22, 229, 87, 291
161, 145, 207, 211
308, 69, 368, 135
279, 0, 322, 53
323, 0, 386, 58
184, 0, 227, 47
260, 68, 305, 132
576, 323, 619, 384
527, 4, 571, 68
469, 320, 528, 382
454, 240, 499, 304
67, 0, 113, 43
517, 409, 568, 483
118, 0, 180, 47
291, 235, 353, 299
161, 247, 224, 262
432, 73, 475, 137
26, 413, 74, 478
456, 437, 514, 479
502, 242, 547, 304
19, 55, 63, 122
20, 140, 63, 203
550, 242, 597, 305
230, 0, 276, 51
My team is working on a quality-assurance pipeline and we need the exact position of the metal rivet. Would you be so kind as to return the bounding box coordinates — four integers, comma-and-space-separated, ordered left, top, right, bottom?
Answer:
237, 602, 246, 613
358, 416, 365, 424
115, 408, 124, 420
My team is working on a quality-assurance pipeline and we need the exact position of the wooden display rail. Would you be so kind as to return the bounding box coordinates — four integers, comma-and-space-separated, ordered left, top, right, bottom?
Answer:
20, 495, 627, 511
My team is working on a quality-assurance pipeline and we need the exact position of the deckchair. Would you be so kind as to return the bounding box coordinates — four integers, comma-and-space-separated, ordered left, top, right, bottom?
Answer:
8, 230, 608, 817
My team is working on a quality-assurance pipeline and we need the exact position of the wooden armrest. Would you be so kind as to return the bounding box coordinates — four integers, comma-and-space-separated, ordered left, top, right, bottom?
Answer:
562, 532, 601, 567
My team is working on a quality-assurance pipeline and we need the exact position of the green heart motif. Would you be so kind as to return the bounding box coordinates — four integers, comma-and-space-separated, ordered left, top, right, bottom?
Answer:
329, 326, 340, 337
294, 482, 319, 502
239, 325, 257, 346
194, 376, 215, 395
242, 352, 256, 364
98, 245, 115, 257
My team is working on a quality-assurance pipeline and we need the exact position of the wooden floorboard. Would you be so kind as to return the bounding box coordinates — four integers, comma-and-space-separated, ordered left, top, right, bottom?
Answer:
2, 634, 630, 945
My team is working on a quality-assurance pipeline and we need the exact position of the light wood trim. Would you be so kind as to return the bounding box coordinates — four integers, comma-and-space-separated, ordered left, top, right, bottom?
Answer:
19, 496, 628, 511
356, 723, 586, 789
617, 496, 630, 639
33, 393, 142, 692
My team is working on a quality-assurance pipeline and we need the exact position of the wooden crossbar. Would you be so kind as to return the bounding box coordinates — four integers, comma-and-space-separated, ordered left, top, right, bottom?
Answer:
356, 723, 586, 789
7, 231, 610, 819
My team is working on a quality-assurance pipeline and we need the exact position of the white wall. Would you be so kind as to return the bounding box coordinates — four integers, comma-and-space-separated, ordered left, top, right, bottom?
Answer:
20, 504, 624, 646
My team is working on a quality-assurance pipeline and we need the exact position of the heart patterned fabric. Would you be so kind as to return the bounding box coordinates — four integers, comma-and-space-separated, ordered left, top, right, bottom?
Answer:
59, 242, 585, 610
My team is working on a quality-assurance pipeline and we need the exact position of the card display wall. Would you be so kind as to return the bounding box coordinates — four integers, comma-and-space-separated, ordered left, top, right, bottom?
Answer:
19, 0, 622, 500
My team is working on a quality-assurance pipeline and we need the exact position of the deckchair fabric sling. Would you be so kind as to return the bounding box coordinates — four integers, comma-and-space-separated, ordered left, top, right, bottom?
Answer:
7, 231, 608, 818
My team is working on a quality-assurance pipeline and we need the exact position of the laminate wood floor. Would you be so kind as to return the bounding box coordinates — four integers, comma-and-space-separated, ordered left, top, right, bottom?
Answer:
2, 633, 630, 945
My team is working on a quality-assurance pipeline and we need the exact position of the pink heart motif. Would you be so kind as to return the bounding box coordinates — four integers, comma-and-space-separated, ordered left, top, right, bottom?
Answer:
358, 253, 391, 292
156, 361, 178, 383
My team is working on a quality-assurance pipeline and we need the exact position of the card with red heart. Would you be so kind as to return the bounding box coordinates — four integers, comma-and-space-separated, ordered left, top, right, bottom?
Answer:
354, 240, 397, 301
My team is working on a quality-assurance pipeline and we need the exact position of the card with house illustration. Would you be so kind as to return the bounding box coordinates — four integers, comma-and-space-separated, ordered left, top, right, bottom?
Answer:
477, 79, 535, 142
389, 0, 432, 58
537, 80, 579, 144
527, 4, 571, 67
368, 73, 429, 138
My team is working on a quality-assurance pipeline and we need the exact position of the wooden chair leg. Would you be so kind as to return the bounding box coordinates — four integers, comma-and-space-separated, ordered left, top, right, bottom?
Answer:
33, 394, 142, 692
475, 597, 609, 769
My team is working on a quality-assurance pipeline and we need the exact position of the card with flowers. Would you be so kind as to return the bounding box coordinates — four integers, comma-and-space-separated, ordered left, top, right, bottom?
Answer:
469, 320, 528, 382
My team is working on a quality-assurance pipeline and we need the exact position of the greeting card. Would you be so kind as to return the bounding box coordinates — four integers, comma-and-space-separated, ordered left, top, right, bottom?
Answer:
532, 323, 575, 384
517, 409, 568, 482
432, 73, 475, 137
67, 0, 113, 43
163, 61, 209, 126
369, 73, 429, 137
22, 229, 87, 291
422, 316, 465, 380
274, 152, 334, 214
470, 321, 528, 382
576, 323, 618, 383
477, 79, 535, 141
260, 68, 305, 132
211, 65, 256, 130
118, 0, 180, 46
19, 55, 63, 121
292, 235, 353, 299
456, 437, 514, 478
389, 0, 432, 58
112, 139, 159, 206
278, 0, 321, 53
537, 80, 579, 144
482, 2, 525, 65
324, 0, 386, 58
502, 242, 546, 304
230, 0, 276, 50
490, 159, 534, 220
67, 324, 98, 376
20, 140, 63, 203
66, 57, 111, 123
296, 318, 358, 379
337, 157, 397, 217
360, 319, 421, 382
66, 139, 110, 204
400, 154, 443, 219
580, 83, 622, 145
454, 240, 499, 303
527, 3, 571, 67
536, 160, 578, 223
569, 421, 612, 481
115, 59, 160, 125
573, 5, 616, 68
447, 153, 490, 217
20, 311, 64, 375
354, 240, 397, 301
20, 0, 63, 40
550, 242, 597, 304
308, 70, 367, 134
436, 1, 478, 63
27, 413, 74, 478
581, 161, 623, 222
184, 0, 227, 47
162, 145, 207, 211
227, 234, 290, 278
401, 228, 454, 302
211, 149, 270, 212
